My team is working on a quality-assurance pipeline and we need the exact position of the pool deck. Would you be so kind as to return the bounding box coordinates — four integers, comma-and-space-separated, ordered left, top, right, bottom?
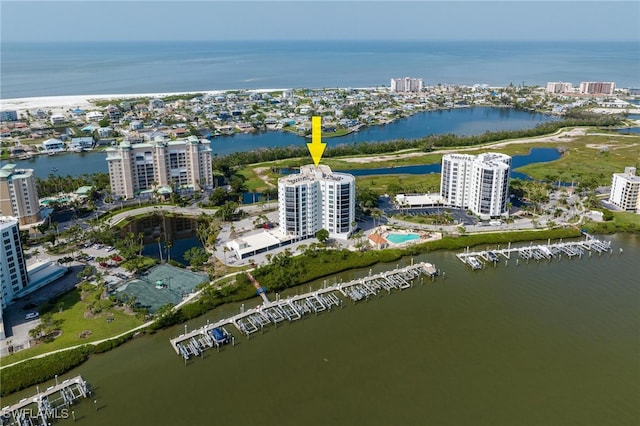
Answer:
378, 227, 443, 246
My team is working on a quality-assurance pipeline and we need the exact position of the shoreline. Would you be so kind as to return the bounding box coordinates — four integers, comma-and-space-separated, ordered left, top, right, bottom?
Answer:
0, 87, 378, 114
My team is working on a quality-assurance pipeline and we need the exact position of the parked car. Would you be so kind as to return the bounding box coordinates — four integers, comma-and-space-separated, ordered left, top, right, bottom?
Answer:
25, 312, 39, 320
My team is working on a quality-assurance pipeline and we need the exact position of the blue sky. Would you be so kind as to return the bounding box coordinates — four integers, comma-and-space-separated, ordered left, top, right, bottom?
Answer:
1, 1, 638, 42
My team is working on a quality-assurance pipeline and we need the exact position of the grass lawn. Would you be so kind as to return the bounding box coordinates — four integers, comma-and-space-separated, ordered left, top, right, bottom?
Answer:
584, 210, 640, 233
239, 131, 639, 196
3, 286, 144, 365
516, 134, 640, 185
356, 174, 441, 195
236, 168, 271, 192
612, 211, 640, 227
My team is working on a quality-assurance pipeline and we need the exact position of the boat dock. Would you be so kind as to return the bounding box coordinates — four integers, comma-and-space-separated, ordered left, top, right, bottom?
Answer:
169, 261, 439, 362
1, 375, 90, 426
457, 234, 613, 270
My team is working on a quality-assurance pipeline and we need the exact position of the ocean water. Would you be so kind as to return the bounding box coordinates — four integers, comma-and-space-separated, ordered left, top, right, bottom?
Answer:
1, 40, 638, 99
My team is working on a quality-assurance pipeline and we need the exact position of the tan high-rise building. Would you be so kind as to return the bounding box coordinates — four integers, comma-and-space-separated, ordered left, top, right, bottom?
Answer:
0, 164, 41, 226
391, 77, 424, 93
106, 136, 213, 199
579, 82, 616, 95
609, 167, 640, 213
545, 82, 573, 93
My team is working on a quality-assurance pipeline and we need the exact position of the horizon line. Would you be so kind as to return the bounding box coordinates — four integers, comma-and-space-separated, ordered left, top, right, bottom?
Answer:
2, 38, 639, 43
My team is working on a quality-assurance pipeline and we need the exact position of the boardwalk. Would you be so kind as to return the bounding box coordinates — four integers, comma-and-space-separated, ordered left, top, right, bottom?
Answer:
169, 262, 439, 362
246, 271, 270, 305
1, 375, 90, 425
457, 234, 613, 270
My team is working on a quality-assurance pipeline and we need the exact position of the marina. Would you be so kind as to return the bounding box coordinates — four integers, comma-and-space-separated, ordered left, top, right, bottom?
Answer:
2, 233, 638, 426
169, 261, 439, 362
1, 376, 90, 426
457, 234, 613, 269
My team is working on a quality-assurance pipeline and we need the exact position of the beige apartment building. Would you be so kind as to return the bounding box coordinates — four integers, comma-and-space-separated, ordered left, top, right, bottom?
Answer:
0, 164, 41, 226
579, 81, 616, 95
106, 136, 214, 199
609, 167, 640, 213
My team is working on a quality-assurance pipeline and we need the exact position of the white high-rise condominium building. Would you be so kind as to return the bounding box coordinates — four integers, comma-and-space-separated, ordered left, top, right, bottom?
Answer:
390, 77, 423, 93
278, 165, 355, 240
609, 167, 640, 213
106, 136, 213, 199
579, 82, 616, 95
0, 216, 29, 309
440, 153, 511, 217
0, 164, 41, 226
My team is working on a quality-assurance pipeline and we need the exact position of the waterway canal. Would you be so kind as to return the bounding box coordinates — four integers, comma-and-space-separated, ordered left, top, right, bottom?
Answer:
6, 234, 639, 425
2, 107, 556, 178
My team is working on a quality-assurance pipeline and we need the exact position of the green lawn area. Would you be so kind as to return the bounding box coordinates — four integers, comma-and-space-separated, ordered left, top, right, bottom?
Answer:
516, 134, 640, 185
239, 131, 639, 196
3, 286, 144, 365
236, 168, 271, 192
583, 210, 640, 233
612, 211, 640, 227
356, 174, 441, 195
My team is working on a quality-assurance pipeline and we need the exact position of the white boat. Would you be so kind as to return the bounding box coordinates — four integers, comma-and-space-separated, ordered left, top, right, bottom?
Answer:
467, 256, 483, 270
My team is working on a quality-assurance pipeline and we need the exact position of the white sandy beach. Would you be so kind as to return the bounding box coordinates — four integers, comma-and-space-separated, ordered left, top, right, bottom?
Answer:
0, 88, 294, 115
0, 86, 383, 115
0, 92, 225, 114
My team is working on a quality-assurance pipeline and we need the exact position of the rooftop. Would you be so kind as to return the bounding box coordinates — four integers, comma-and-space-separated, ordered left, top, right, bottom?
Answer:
75, 186, 93, 195
279, 164, 354, 185
227, 229, 294, 258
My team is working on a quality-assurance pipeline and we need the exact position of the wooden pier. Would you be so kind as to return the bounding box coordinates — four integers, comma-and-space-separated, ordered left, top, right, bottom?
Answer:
169, 262, 439, 362
1, 375, 90, 426
456, 234, 613, 270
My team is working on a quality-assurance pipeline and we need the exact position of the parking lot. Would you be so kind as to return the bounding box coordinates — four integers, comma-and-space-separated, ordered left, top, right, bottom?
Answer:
385, 206, 478, 226
0, 264, 83, 356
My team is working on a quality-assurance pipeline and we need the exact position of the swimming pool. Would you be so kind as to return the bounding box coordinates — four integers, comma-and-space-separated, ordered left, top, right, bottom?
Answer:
385, 233, 420, 244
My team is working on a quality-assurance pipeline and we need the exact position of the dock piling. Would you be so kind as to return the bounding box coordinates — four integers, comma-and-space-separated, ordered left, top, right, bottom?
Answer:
168, 262, 440, 362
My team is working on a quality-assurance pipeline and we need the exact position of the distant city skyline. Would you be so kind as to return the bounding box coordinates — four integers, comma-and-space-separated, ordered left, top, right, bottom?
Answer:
1, 1, 638, 43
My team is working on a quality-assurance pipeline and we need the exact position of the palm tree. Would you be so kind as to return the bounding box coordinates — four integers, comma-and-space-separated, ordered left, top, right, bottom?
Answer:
165, 240, 173, 263
371, 208, 382, 228
223, 246, 230, 264
127, 295, 137, 310
156, 237, 164, 263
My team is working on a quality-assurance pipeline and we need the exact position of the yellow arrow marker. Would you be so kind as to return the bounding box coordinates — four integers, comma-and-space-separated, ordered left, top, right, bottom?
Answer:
307, 116, 326, 167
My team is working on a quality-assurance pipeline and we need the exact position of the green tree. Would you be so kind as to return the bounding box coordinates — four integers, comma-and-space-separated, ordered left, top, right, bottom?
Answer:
183, 247, 209, 271
316, 228, 329, 244
216, 201, 238, 222
209, 187, 229, 206
356, 186, 379, 208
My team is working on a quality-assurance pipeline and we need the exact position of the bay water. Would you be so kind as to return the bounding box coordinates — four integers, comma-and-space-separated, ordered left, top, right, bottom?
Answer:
2, 107, 556, 178
6, 234, 639, 425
